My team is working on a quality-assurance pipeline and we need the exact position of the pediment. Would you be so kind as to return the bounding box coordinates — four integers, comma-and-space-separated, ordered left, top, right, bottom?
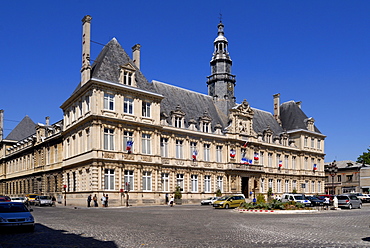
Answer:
120, 63, 136, 71
233, 99, 254, 116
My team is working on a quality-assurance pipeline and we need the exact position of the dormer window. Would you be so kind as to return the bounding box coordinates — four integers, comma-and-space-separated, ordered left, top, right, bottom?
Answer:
199, 111, 212, 133
119, 63, 136, 86
170, 105, 185, 128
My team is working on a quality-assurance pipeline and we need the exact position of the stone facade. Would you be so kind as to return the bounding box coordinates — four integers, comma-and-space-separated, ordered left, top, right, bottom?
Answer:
0, 16, 326, 206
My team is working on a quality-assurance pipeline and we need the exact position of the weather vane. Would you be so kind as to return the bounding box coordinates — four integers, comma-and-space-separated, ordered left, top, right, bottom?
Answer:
219, 13, 223, 23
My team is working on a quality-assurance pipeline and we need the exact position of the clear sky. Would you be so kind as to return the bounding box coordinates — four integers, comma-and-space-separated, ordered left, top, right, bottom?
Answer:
1, 1, 369, 162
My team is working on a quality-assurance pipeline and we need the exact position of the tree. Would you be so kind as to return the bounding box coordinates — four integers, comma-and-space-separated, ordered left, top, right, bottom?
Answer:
357, 147, 370, 165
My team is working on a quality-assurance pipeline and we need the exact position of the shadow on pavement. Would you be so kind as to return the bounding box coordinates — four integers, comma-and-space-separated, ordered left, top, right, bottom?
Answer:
362, 237, 370, 242
0, 223, 117, 248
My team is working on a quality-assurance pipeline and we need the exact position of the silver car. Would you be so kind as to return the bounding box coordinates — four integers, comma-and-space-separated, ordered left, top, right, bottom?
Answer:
337, 194, 362, 209
0, 202, 34, 232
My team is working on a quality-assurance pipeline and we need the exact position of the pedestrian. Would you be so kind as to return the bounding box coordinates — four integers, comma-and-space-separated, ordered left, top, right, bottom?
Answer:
168, 195, 174, 207
87, 194, 92, 208
93, 194, 98, 207
333, 196, 338, 209
101, 194, 106, 207
324, 196, 330, 210
52, 195, 56, 207
165, 193, 169, 204
105, 194, 109, 207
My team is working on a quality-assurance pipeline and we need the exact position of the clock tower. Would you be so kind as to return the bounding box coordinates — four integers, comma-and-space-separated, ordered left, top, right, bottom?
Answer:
207, 21, 236, 117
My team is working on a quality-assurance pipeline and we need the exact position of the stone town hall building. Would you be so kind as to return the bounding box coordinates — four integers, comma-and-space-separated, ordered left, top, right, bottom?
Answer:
0, 16, 326, 206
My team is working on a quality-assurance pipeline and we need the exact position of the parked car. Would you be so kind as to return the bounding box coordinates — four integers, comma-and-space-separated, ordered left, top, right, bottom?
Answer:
337, 194, 362, 209
34, 195, 53, 206
306, 196, 325, 206
0, 202, 34, 232
26, 194, 40, 205
281, 193, 311, 207
0, 196, 11, 202
353, 193, 369, 203
213, 195, 245, 209
10, 197, 27, 203
362, 194, 370, 203
201, 197, 220, 205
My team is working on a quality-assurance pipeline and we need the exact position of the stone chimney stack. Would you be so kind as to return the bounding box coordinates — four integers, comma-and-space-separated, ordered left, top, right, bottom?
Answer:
273, 93, 281, 125
81, 15, 92, 86
132, 44, 141, 69
0, 109, 4, 141
45, 116, 50, 126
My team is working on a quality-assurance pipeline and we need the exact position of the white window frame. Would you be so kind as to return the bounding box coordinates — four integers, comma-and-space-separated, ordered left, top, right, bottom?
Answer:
124, 170, 134, 191
285, 180, 289, 193
104, 169, 115, 190
176, 140, 183, 159
104, 93, 114, 111
204, 175, 211, 193
142, 101, 151, 117
217, 176, 223, 192
142, 133, 151, 154
177, 174, 184, 191
204, 144, 210, 162
277, 179, 282, 193
216, 145, 222, 163
161, 173, 169, 192
142, 171, 152, 191
161, 138, 169, 157
123, 131, 133, 152
124, 97, 134, 114
104, 128, 114, 151
191, 175, 198, 192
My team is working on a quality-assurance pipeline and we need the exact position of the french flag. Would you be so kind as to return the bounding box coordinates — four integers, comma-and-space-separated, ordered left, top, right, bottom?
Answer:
241, 157, 249, 165
243, 141, 249, 147
254, 152, 259, 161
192, 150, 198, 161
278, 160, 283, 168
313, 164, 317, 171
230, 149, 236, 158
126, 140, 133, 153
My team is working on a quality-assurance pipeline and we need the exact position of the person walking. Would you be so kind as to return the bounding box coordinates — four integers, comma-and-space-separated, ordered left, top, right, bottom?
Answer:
51, 195, 56, 207
105, 194, 109, 207
168, 195, 174, 207
93, 194, 98, 207
324, 196, 330, 210
87, 194, 92, 208
101, 194, 106, 207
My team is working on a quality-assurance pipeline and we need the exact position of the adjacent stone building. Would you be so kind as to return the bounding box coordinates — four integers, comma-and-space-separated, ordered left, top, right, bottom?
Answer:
0, 16, 326, 206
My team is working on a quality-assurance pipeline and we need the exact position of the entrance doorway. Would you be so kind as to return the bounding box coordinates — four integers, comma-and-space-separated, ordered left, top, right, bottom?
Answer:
241, 177, 249, 198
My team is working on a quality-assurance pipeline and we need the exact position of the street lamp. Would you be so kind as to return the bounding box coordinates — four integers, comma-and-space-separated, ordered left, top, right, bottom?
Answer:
327, 160, 338, 195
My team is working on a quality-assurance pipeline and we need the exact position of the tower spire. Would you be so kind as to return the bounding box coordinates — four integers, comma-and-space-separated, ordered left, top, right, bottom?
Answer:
207, 20, 236, 117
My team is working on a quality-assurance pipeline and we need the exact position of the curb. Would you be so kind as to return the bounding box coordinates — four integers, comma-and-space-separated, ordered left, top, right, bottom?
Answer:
236, 208, 319, 214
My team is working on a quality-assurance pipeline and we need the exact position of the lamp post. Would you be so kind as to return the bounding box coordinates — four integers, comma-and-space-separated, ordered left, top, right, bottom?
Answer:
328, 160, 338, 195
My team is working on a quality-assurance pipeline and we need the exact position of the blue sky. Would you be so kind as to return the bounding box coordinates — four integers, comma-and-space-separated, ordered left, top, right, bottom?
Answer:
1, 1, 369, 162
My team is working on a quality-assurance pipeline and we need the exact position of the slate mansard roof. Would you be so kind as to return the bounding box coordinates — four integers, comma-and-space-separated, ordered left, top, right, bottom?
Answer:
5, 116, 36, 141
87, 37, 321, 137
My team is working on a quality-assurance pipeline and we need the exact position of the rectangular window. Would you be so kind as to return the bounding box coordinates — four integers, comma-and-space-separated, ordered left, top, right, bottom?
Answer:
260, 178, 265, 193
104, 169, 114, 190
124, 97, 134, 114
161, 173, 169, 192
268, 153, 272, 167
284, 155, 289, 169
85, 95, 90, 112
176, 140, 183, 159
142, 133, 151, 154
217, 176, 223, 192
318, 181, 321, 193
203, 122, 209, 132
123, 131, 134, 152
124, 170, 134, 191
142, 101, 151, 117
317, 140, 321, 149
104, 128, 114, 150
293, 180, 297, 192
268, 179, 273, 191
292, 156, 296, 169
285, 180, 289, 193
204, 175, 211, 193
311, 138, 315, 148
177, 174, 184, 191
191, 175, 198, 192
337, 175, 342, 182
161, 138, 169, 157
124, 71, 133, 85
204, 144, 210, 162
260, 152, 264, 165
142, 171, 152, 191
304, 137, 308, 147
311, 181, 315, 193
190, 142, 197, 160
216, 146, 222, 163
104, 93, 114, 110
174, 117, 182, 128
277, 179, 281, 193
304, 157, 308, 169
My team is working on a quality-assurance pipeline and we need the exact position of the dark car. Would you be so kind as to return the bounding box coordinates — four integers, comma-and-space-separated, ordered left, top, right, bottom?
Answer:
0, 202, 34, 232
306, 196, 325, 206
0, 196, 11, 202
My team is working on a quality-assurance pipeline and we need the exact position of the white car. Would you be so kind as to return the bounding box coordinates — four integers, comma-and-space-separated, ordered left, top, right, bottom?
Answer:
34, 196, 53, 206
201, 197, 220, 205
10, 197, 27, 203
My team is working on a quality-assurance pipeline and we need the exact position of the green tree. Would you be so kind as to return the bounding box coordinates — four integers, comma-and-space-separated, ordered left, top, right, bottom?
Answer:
357, 147, 370, 165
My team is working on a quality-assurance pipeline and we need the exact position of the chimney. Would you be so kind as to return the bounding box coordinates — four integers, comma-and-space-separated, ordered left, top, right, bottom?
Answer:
0, 109, 4, 141
81, 15, 92, 86
296, 101, 302, 109
132, 44, 141, 69
273, 93, 281, 125
45, 116, 50, 126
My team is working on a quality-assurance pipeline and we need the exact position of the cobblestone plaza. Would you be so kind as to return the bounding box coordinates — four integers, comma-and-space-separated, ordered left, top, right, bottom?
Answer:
1, 204, 370, 247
